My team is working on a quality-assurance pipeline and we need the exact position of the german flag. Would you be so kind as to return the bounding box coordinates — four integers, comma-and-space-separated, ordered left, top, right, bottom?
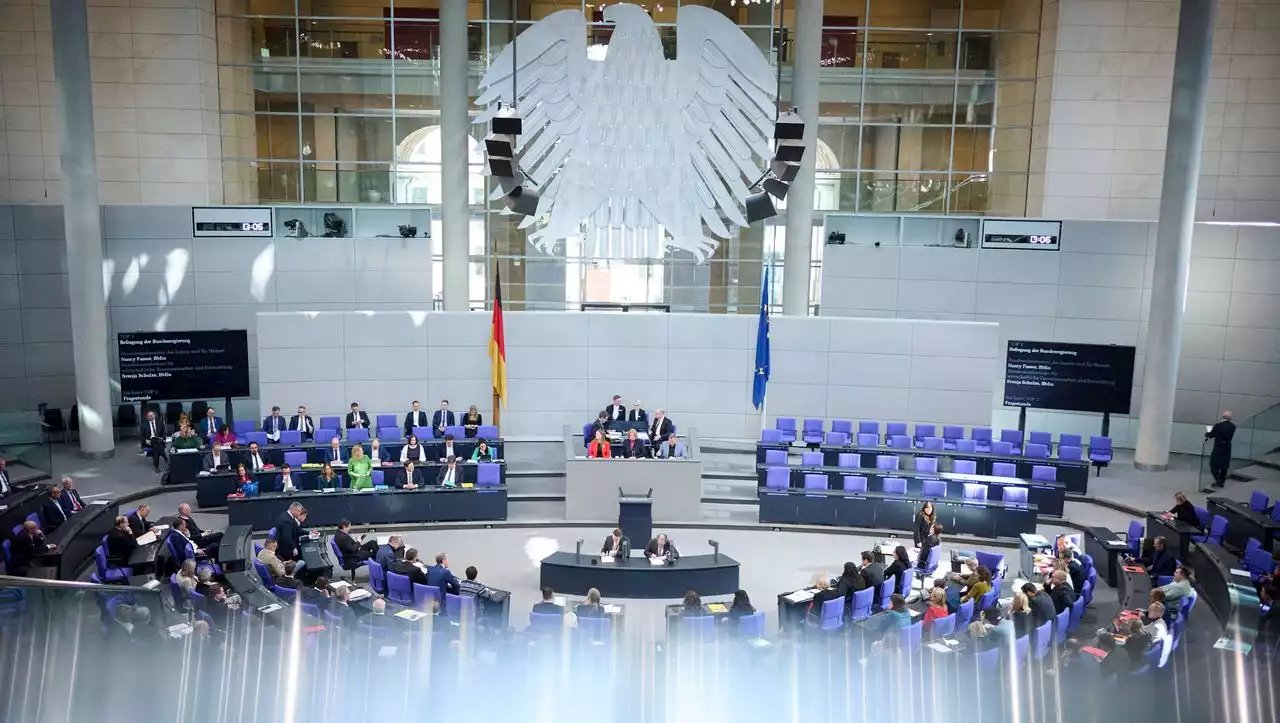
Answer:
489, 267, 508, 407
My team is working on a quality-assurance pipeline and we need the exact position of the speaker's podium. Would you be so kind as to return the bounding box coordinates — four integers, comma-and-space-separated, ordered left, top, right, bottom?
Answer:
618, 489, 653, 548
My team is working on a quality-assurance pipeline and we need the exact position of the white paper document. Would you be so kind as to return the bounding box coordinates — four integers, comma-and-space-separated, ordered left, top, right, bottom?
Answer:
135, 531, 157, 546
927, 642, 953, 654
599, 555, 615, 564
142, 579, 161, 590
784, 589, 815, 604
347, 588, 372, 601
649, 557, 666, 566
258, 603, 283, 614
603, 604, 622, 614
395, 609, 426, 621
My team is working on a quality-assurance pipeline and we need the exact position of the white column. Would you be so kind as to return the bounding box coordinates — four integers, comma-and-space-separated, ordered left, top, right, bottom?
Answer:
1134, 0, 1216, 471
440, 0, 470, 311
781, 0, 822, 316
51, 0, 115, 457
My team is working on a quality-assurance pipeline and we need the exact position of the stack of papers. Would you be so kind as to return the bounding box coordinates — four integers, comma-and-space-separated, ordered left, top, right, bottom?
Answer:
649, 557, 666, 566
142, 579, 161, 590
258, 603, 283, 614
602, 604, 622, 614
784, 589, 816, 604
329, 580, 352, 590
599, 555, 615, 564
395, 609, 427, 621
91, 500, 111, 506
167, 623, 194, 638
348, 588, 372, 601
705, 603, 728, 614
927, 642, 953, 653
135, 531, 157, 546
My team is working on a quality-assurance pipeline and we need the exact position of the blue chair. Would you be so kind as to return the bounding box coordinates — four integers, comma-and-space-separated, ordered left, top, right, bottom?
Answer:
882, 478, 907, 495
827, 432, 849, 446
445, 593, 475, 621
831, 419, 853, 437
1132, 638, 1165, 675
814, 598, 843, 632
0, 540, 11, 571
1126, 520, 1144, 556
1031, 465, 1057, 483
1089, 436, 1113, 470
775, 418, 797, 443
738, 611, 766, 638
858, 420, 879, 437
857, 433, 879, 446
900, 620, 922, 649
942, 425, 964, 449
971, 427, 993, 452
922, 437, 945, 451
348, 428, 370, 443
843, 475, 868, 492
477, 463, 501, 487
413, 425, 432, 441
876, 579, 894, 611
329, 537, 365, 579
577, 615, 612, 641
444, 425, 465, 438
94, 546, 131, 583
252, 559, 272, 588
375, 414, 397, 431
764, 449, 787, 466
684, 614, 717, 636
367, 560, 387, 595
977, 589, 997, 612
477, 424, 499, 439
283, 450, 307, 468
272, 585, 296, 602
243, 432, 267, 447
915, 457, 938, 473
232, 419, 254, 436
886, 422, 907, 441
765, 468, 790, 490
378, 427, 401, 442
1177, 591, 1197, 621
1032, 621, 1052, 660
876, 455, 899, 471
1053, 608, 1069, 645
1025, 443, 1050, 459
413, 583, 442, 611
1191, 515, 1227, 545
895, 565, 913, 598
1082, 578, 1095, 608
300, 603, 320, 618
761, 428, 783, 443
1068, 597, 1085, 632
529, 612, 564, 631
850, 587, 874, 621
1249, 491, 1269, 514
1028, 430, 1052, 449
916, 545, 940, 582
975, 647, 999, 674
837, 452, 858, 468
803, 474, 827, 491
953, 459, 977, 475
956, 439, 978, 453
922, 479, 946, 498
992, 440, 1014, 456
279, 430, 302, 445
1013, 634, 1030, 667
955, 600, 974, 629
992, 462, 1016, 477
931, 613, 956, 638
1000, 428, 1024, 452
913, 424, 936, 447
1003, 487, 1028, 505
963, 483, 988, 502
888, 435, 912, 449
315, 428, 339, 444
1058, 445, 1083, 461
386, 571, 413, 605
802, 419, 824, 445
975, 551, 1004, 576
801, 451, 823, 466
323, 609, 345, 628
1059, 433, 1082, 449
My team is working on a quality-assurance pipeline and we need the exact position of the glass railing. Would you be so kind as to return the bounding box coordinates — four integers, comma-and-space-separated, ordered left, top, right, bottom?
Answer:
0, 411, 51, 474
1231, 401, 1280, 465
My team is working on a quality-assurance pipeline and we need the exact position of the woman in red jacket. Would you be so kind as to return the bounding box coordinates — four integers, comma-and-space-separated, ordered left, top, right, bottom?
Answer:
588, 429, 612, 458
923, 587, 950, 632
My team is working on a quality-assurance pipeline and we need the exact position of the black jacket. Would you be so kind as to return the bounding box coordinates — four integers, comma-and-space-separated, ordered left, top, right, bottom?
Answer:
604, 404, 626, 422
917, 534, 940, 568
808, 588, 843, 618
1065, 558, 1085, 591
388, 558, 429, 586
334, 530, 365, 561
289, 415, 315, 438
836, 570, 867, 600
601, 535, 625, 556
1143, 547, 1177, 578
1029, 590, 1057, 625
1171, 501, 1202, 529
8, 532, 50, 576
649, 417, 672, 441
532, 601, 564, 616
59, 489, 85, 516
106, 528, 139, 567
140, 417, 167, 441
1206, 420, 1236, 459
628, 408, 647, 423
41, 498, 69, 532
1011, 611, 1033, 638
861, 562, 885, 591
620, 439, 647, 459
403, 410, 428, 435
274, 512, 304, 560
127, 512, 153, 537
1049, 583, 1076, 614
645, 538, 679, 560
913, 513, 934, 547
884, 560, 911, 592
345, 411, 370, 430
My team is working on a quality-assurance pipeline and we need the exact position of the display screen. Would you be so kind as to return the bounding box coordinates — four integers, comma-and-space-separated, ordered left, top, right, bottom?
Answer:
1003, 340, 1136, 414
118, 330, 251, 402
192, 207, 274, 237
195, 221, 270, 234
981, 219, 1062, 250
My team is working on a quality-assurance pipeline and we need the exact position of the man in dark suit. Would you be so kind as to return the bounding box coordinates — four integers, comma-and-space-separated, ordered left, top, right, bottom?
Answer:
1142, 536, 1177, 582
627, 401, 647, 424
425, 552, 461, 594
127, 505, 154, 536
345, 402, 369, 430
1023, 582, 1057, 626
330, 587, 361, 627
274, 503, 306, 561
0, 457, 11, 496
140, 409, 168, 472
591, 412, 611, 438
58, 477, 85, 516
198, 408, 223, 442
859, 550, 885, 590
601, 528, 626, 558
289, 405, 315, 441
404, 400, 428, 437
396, 461, 423, 489
648, 409, 673, 444
432, 399, 455, 438
1060, 549, 1085, 590
262, 406, 286, 442
1047, 571, 1076, 613
917, 524, 941, 568
202, 443, 230, 472
604, 395, 626, 424
436, 456, 461, 487
9, 521, 54, 576
334, 519, 378, 563
389, 548, 430, 585
532, 586, 563, 615
375, 535, 403, 570
644, 533, 679, 560
620, 429, 647, 458
177, 503, 222, 558
273, 561, 303, 589
106, 516, 139, 567
1205, 410, 1236, 488
301, 576, 333, 608
41, 486, 70, 533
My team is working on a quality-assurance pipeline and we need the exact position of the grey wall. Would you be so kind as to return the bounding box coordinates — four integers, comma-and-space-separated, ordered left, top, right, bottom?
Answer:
257, 311, 999, 439
820, 220, 1280, 454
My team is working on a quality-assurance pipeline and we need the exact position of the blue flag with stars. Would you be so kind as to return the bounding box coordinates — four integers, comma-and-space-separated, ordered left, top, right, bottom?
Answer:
753, 267, 770, 410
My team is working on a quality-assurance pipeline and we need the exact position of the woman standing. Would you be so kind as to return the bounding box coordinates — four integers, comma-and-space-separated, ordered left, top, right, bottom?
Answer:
347, 444, 373, 489
914, 501, 936, 547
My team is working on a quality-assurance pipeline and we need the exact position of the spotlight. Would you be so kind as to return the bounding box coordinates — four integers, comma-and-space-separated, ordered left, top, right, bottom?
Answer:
745, 191, 777, 223
504, 183, 540, 216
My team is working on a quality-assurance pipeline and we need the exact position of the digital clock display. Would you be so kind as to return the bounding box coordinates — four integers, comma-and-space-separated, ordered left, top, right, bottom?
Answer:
980, 220, 1062, 251
192, 207, 275, 237
196, 221, 271, 233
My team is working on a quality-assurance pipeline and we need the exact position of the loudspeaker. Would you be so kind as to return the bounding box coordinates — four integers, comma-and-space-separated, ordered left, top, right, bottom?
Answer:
505, 184, 540, 216
774, 139, 804, 163
488, 157, 516, 178
745, 191, 777, 223
763, 176, 791, 201
485, 134, 516, 158
774, 110, 804, 141
492, 109, 523, 136
771, 158, 799, 182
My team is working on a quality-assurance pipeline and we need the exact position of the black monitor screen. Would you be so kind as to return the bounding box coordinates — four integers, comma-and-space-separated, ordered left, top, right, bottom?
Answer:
117, 330, 251, 402
1003, 341, 1136, 414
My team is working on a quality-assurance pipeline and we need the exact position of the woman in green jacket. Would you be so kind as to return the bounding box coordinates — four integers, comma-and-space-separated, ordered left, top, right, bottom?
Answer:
348, 444, 373, 489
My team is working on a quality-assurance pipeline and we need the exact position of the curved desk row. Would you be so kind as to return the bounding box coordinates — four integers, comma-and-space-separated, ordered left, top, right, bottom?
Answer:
1188, 541, 1261, 653
756, 442, 1089, 494
1207, 497, 1280, 552
757, 464, 1065, 517
758, 488, 1037, 538
226, 486, 508, 529
30, 501, 120, 579
538, 551, 740, 599
169, 438, 504, 485
194, 461, 507, 508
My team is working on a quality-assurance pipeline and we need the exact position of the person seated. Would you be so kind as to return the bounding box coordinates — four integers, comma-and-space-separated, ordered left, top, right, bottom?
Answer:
462, 405, 482, 437
397, 460, 423, 489
171, 425, 202, 451
375, 535, 404, 570
203, 443, 230, 472
1165, 492, 1202, 529
367, 438, 388, 464
984, 606, 1016, 646
127, 505, 154, 536
256, 538, 286, 581
966, 619, 997, 654
274, 560, 303, 589
860, 550, 885, 591
1009, 591, 1033, 637
1046, 570, 1076, 613
436, 456, 461, 487
199, 408, 222, 442
1143, 601, 1168, 640
334, 519, 379, 563
656, 432, 686, 459
426, 552, 461, 595
58, 478, 85, 515
1024, 582, 1056, 626
262, 406, 286, 442
727, 589, 755, 620
806, 578, 841, 621
882, 593, 913, 630
601, 528, 626, 558
401, 434, 426, 463
458, 566, 494, 603
231, 463, 255, 494
1051, 559, 1074, 589
620, 428, 647, 459
213, 424, 237, 447
1119, 618, 1152, 666
302, 576, 333, 608
836, 561, 867, 602
960, 565, 993, 604
8, 520, 54, 576
645, 533, 679, 560
1060, 549, 1085, 590
588, 429, 612, 459
41, 486, 69, 532
574, 587, 606, 618
533, 586, 564, 615
347, 445, 373, 489
203, 583, 239, 631
471, 439, 497, 461
591, 412, 610, 438
403, 400, 427, 438
1259, 584, 1280, 639
923, 588, 949, 631
289, 406, 314, 441
329, 586, 360, 627
194, 567, 215, 597
279, 463, 299, 492
432, 399, 455, 439
681, 590, 705, 617
1140, 536, 1177, 582
440, 434, 459, 461
345, 402, 369, 430
389, 547, 430, 585
951, 557, 980, 587
1158, 566, 1194, 608
177, 503, 223, 558
106, 515, 139, 567
176, 559, 199, 595
315, 462, 343, 489
917, 523, 942, 568
324, 437, 346, 465
883, 545, 913, 593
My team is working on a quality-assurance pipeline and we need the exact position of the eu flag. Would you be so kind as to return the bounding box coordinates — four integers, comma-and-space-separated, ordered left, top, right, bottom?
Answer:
752, 267, 771, 410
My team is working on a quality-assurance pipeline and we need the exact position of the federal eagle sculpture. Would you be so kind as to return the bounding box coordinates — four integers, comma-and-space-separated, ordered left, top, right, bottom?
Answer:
475, 3, 779, 261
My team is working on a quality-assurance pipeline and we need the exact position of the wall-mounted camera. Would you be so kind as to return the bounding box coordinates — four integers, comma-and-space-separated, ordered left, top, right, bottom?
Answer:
322, 213, 347, 238
953, 228, 971, 247
398, 225, 418, 238
283, 219, 309, 238
826, 230, 846, 245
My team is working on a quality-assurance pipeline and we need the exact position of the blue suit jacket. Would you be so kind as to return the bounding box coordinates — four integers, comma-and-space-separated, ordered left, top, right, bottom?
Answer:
431, 410, 456, 436
200, 417, 223, 439
262, 416, 286, 435
425, 564, 460, 594
325, 446, 346, 464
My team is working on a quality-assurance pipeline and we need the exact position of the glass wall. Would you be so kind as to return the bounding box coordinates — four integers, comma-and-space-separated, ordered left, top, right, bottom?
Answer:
216, 0, 1040, 312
